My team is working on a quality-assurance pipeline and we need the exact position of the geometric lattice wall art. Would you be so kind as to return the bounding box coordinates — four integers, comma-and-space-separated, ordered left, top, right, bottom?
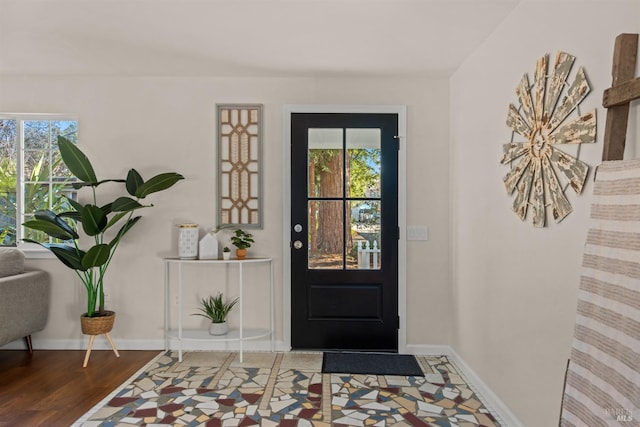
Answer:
500, 51, 596, 227
217, 104, 263, 228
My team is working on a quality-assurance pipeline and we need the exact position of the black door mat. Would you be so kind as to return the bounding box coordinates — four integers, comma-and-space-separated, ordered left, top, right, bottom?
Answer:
322, 352, 424, 376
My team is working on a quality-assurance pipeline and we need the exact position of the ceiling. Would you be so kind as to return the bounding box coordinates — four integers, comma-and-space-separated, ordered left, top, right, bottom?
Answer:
0, 0, 522, 77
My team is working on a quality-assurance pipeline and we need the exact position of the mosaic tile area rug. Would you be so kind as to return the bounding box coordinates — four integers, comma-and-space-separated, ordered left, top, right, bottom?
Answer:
322, 352, 424, 377
74, 351, 502, 426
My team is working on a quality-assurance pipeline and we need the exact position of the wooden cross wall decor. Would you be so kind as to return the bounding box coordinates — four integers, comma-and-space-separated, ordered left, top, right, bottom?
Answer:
602, 33, 640, 161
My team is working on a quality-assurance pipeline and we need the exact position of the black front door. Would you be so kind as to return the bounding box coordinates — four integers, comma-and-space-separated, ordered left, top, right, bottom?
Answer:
291, 113, 399, 351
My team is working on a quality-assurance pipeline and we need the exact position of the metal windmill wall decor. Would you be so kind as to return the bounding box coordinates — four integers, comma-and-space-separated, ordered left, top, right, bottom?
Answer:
500, 51, 596, 227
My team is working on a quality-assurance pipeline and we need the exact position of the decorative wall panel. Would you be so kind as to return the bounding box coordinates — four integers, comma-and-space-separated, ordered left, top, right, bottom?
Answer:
217, 104, 262, 228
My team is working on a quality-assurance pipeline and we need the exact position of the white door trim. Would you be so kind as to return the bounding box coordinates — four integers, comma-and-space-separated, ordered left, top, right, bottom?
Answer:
282, 104, 407, 352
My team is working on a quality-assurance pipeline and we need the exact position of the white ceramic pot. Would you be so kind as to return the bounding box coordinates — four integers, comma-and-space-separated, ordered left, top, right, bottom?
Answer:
222, 252, 231, 260
209, 321, 229, 336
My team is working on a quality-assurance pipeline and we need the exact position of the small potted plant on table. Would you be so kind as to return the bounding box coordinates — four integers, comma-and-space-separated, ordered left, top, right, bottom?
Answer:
193, 292, 239, 335
222, 246, 231, 260
231, 229, 254, 260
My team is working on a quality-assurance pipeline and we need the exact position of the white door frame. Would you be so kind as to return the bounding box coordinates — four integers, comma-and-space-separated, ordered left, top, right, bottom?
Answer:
282, 104, 407, 352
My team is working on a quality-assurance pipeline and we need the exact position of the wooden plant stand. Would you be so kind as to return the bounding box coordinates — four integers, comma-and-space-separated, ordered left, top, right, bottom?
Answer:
83, 332, 120, 368
80, 311, 120, 367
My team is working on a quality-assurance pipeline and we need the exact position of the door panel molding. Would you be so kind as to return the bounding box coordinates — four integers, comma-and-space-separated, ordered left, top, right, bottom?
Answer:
308, 283, 382, 320
283, 105, 407, 352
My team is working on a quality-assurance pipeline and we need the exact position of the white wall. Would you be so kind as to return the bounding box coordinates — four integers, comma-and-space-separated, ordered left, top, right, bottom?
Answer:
450, 1, 640, 425
0, 75, 452, 349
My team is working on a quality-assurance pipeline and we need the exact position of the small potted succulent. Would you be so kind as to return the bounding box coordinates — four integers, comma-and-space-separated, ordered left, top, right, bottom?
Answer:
230, 229, 254, 259
193, 292, 239, 335
222, 246, 231, 260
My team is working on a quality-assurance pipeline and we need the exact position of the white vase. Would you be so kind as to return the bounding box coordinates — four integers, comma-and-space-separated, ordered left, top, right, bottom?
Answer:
199, 232, 218, 259
209, 321, 228, 336
178, 224, 199, 259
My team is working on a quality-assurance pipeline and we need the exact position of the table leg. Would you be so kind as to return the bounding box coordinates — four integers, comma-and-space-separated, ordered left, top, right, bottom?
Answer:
178, 261, 183, 362
164, 260, 169, 352
270, 260, 275, 352
239, 262, 244, 363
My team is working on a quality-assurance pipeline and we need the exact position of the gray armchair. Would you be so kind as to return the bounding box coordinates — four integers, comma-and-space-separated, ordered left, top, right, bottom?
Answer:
0, 248, 50, 351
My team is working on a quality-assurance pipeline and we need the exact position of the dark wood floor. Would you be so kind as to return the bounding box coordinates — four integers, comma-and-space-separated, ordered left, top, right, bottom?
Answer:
0, 349, 159, 426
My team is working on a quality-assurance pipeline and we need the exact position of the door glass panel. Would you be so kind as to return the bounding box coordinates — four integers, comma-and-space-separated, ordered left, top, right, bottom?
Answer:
308, 200, 343, 270
346, 129, 381, 198
346, 129, 382, 270
308, 128, 343, 198
348, 200, 382, 270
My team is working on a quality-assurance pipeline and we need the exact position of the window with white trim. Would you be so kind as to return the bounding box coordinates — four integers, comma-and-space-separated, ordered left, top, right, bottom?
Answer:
0, 114, 78, 246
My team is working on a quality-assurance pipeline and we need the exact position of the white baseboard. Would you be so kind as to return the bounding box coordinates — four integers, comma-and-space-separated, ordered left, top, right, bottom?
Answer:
406, 344, 453, 356
1, 338, 165, 351
407, 344, 524, 427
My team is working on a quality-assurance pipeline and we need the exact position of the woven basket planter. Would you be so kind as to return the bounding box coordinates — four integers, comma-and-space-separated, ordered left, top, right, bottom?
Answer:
81, 311, 116, 335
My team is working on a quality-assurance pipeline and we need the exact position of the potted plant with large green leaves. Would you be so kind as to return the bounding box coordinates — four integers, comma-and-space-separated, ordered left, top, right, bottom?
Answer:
23, 136, 183, 338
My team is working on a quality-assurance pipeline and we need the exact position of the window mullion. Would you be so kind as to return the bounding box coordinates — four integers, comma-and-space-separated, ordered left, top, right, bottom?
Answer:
16, 120, 24, 243
48, 121, 54, 243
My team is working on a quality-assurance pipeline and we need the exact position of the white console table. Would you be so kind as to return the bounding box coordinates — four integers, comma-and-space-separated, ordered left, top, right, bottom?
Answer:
163, 257, 274, 362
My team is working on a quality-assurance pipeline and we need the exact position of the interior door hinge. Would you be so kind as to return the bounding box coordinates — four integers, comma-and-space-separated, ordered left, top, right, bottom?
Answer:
397, 315, 401, 329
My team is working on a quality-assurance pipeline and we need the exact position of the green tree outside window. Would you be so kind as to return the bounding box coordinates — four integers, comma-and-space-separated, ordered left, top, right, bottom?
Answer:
0, 117, 77, 246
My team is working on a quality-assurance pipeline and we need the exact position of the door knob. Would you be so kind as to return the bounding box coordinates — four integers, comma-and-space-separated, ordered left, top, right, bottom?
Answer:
293, 224, 303, 233
293, 240, 304, 249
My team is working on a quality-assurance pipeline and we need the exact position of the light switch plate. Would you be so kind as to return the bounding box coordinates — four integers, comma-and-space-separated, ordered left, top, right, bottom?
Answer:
407, 225, 428, 241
